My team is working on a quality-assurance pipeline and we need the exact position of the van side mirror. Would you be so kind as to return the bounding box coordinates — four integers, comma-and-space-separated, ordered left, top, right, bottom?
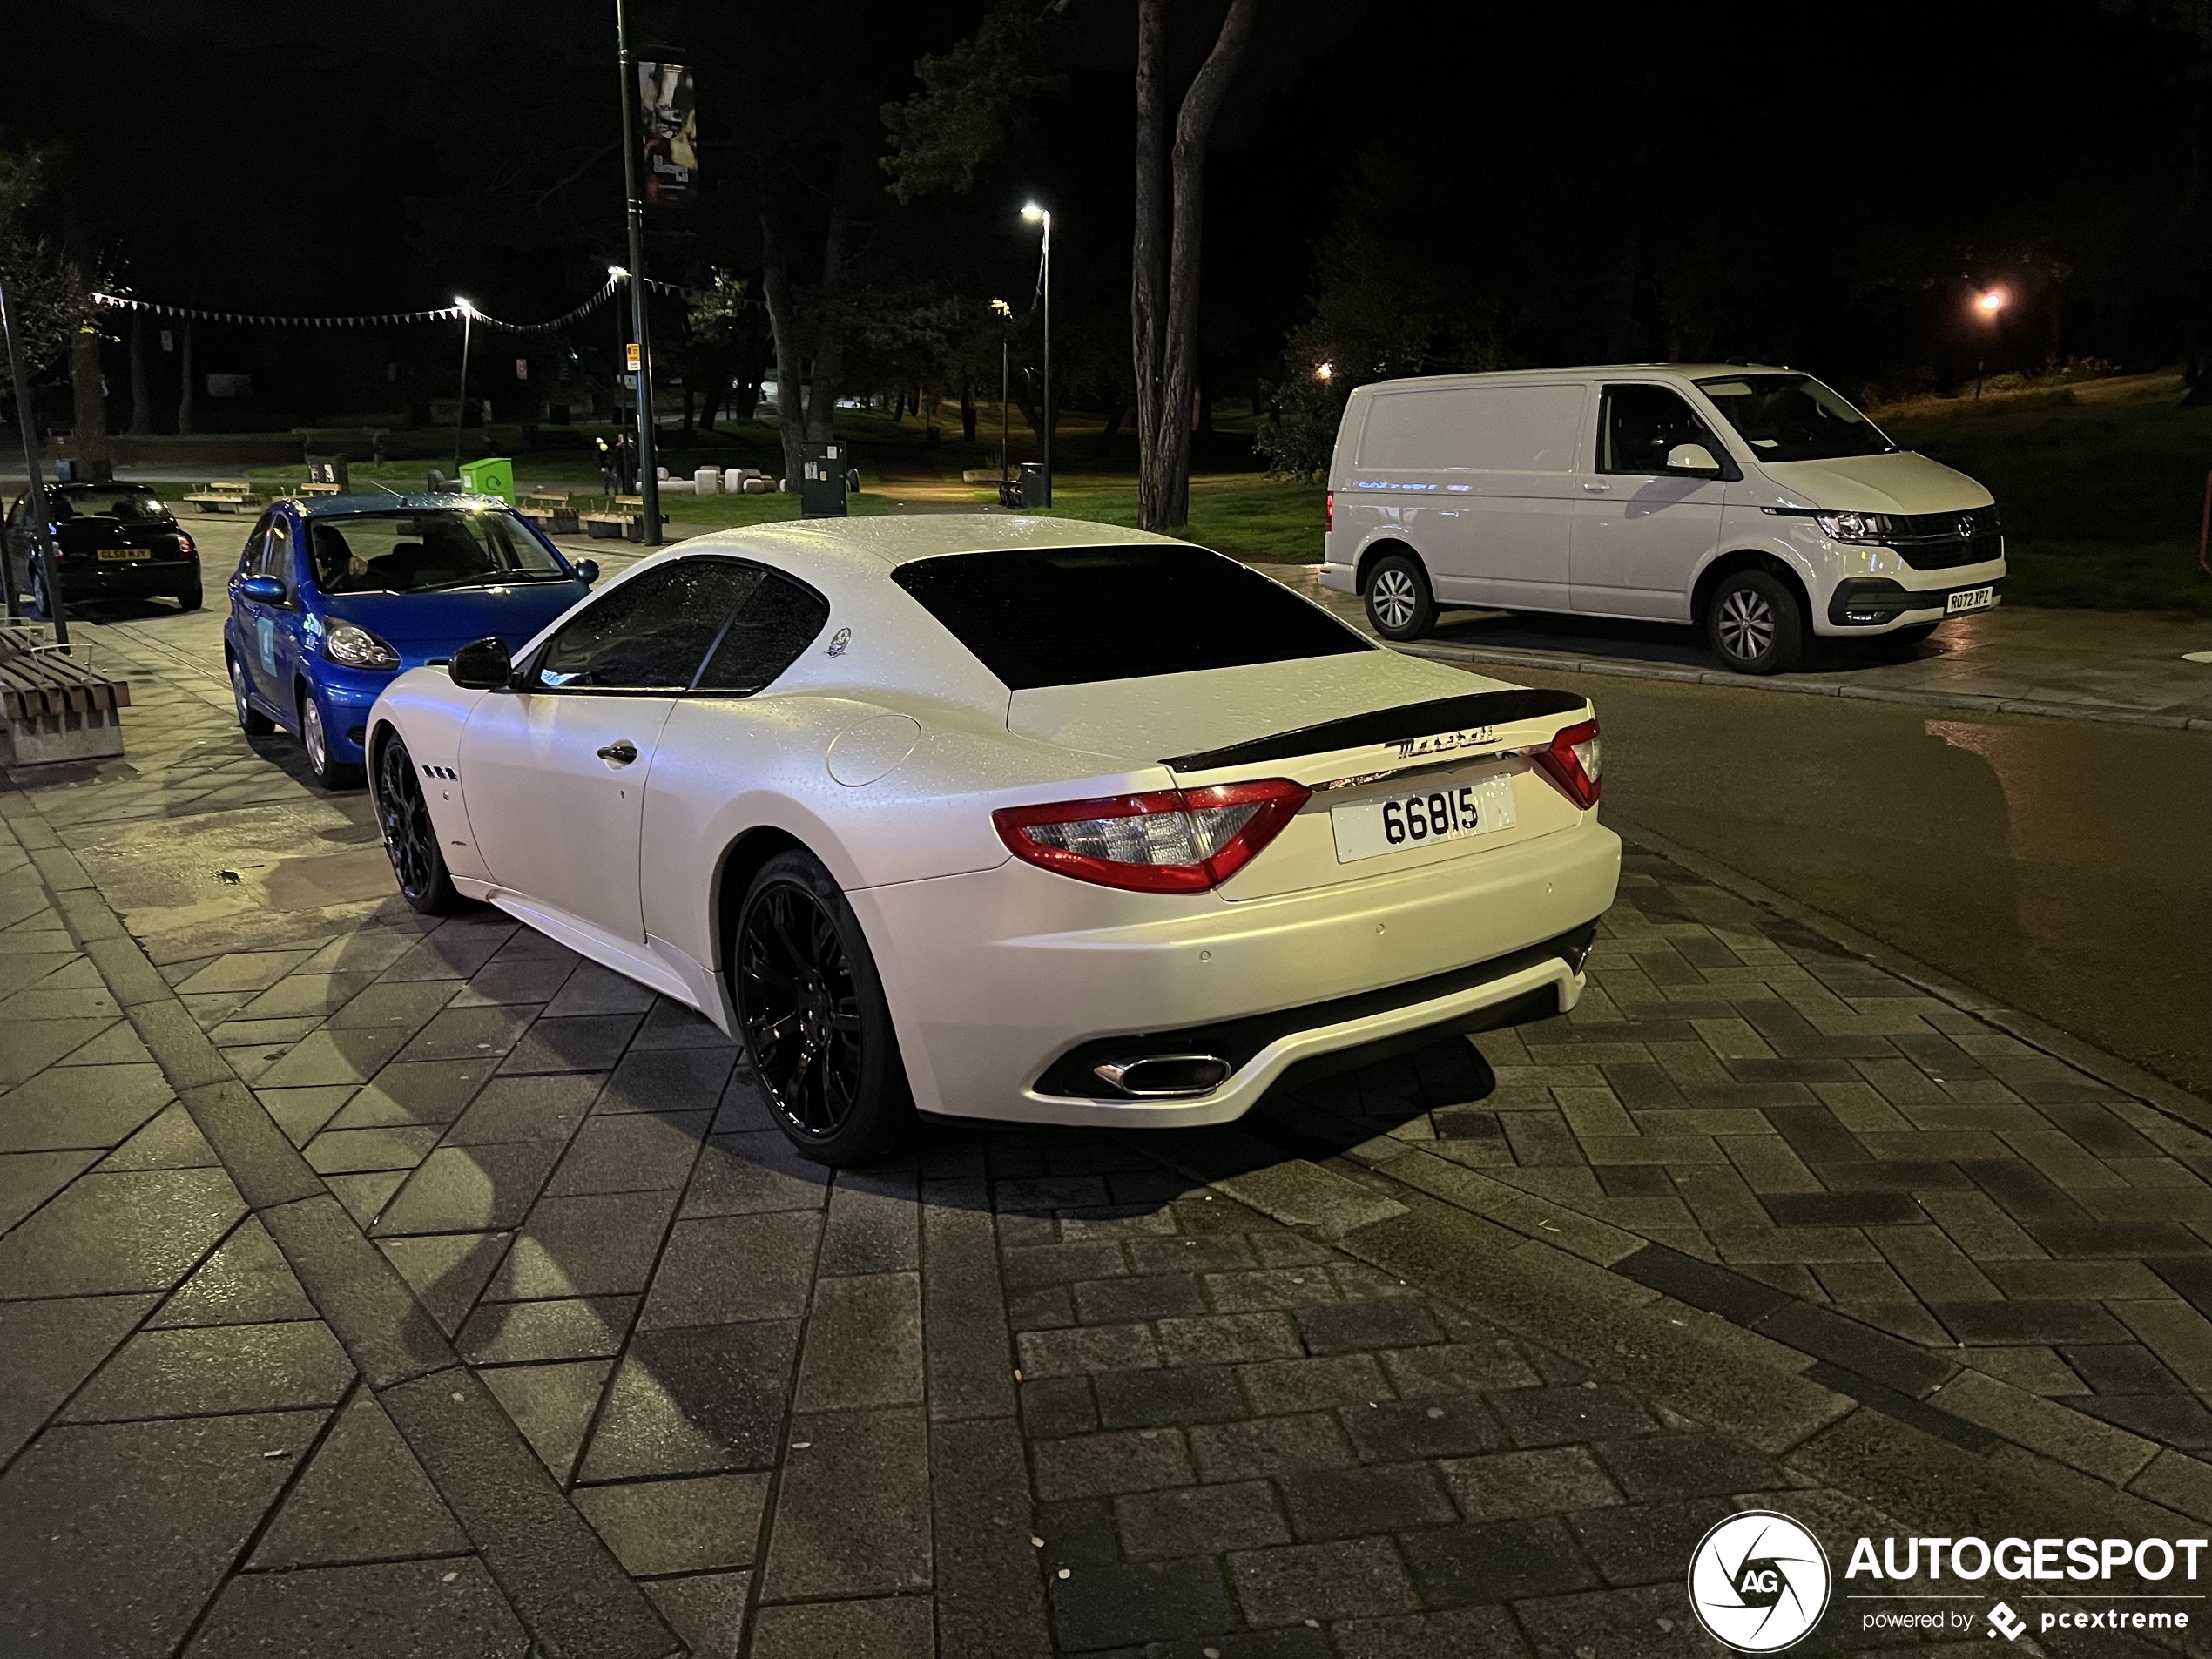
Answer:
239, 573, 287, 603
1666, 442, 1722, 475
448, 636, 513, 691
574, 557, 598, 585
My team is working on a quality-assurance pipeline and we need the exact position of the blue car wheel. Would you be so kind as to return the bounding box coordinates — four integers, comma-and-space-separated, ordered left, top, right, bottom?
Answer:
299, 684, 359, 790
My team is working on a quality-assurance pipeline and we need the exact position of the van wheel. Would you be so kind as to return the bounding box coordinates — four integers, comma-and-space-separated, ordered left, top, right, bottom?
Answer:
1364, 552, 1436, 642
1890, 622, 1940, 648
1707, 570, 1803, 675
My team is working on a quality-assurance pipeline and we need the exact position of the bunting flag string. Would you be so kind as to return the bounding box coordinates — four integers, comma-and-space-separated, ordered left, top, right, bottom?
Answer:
84, 272, 699, 334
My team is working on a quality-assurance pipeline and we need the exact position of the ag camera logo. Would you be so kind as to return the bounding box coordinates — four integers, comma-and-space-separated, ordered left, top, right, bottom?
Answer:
1688, 1510, 1831, 1652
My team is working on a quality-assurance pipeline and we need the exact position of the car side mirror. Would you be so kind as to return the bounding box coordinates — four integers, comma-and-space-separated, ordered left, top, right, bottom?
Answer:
239, 573, 287, 603
448, 636, 514, 691
574, 557, 598, 586
1666, 442, 1722, 475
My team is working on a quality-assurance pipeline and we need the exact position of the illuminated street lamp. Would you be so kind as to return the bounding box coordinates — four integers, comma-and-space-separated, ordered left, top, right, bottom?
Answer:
1022, 201, 1052, 506
1973, 286, 2009, 400
1315, 361, 1334, 382
990, 297, 1014, 491
453, 297, 474, 474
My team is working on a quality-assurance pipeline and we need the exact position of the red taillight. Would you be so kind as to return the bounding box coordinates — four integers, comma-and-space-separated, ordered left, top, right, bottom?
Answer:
1531, 718, 1602, 809
994, 779, 1312, 893
178, 534, 197, 560
1325, 491, 1334, 534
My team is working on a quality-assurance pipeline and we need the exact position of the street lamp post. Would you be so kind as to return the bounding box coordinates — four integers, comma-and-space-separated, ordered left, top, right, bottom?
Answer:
1022, 202, 1052, 507
0, 275, 65, 641
453, 297, 474, 475
614, 0, 663, 544
1973, 287, 2009, 400
990, 298, 1013, 492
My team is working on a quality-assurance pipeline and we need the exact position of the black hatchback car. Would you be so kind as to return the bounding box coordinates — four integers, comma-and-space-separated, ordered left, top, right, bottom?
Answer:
3, 482, 203, 616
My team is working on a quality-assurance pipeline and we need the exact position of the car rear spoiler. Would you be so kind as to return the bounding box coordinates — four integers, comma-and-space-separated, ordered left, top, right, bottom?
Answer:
1160, 687, 1587, 772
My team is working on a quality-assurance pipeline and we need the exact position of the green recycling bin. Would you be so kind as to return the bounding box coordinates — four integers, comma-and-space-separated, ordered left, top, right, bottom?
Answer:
457, 456, 515, 503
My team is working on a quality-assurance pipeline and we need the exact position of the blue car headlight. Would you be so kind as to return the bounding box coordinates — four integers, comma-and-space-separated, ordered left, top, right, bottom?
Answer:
324, 622, 401, 670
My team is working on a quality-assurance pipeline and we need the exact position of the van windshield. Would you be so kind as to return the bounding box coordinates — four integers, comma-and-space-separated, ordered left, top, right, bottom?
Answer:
1694, 374, 1897, 463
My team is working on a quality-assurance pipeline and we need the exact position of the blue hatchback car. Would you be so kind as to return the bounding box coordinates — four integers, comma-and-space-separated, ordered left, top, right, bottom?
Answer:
223, 494, 597, 786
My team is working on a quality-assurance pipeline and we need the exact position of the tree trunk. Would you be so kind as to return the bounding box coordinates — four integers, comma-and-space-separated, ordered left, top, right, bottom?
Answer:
128, 311, 152, 435
1135, 0, 1257, 531
804, 133, 867, 442
1130, 0, 1169, 528
67, 274, 111, 482
177, 320, 193, 435
1151, 0, 1256, 528
759, 158, 807, 488
959, 381, 977, 442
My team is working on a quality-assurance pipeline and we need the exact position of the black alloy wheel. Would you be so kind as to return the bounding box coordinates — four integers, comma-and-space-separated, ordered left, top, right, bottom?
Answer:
374, 733, 462, 914
735, 849, 914, 1164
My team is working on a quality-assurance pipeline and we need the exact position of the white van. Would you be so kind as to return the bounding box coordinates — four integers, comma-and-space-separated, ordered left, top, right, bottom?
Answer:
1319, 364, 2003, 673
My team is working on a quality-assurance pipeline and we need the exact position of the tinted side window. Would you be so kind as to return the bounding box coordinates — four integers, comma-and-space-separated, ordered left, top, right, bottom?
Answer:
535, 560, 759, 691
696, 573, 829, 694
1599, 386, 1722, 475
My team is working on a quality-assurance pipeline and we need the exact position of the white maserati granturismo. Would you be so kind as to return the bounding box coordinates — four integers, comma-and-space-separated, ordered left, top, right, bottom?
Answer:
366, 516, 1620, 1163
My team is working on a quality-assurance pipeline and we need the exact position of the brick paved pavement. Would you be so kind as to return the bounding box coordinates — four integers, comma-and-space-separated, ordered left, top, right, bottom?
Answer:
5, 610, 2212, 1655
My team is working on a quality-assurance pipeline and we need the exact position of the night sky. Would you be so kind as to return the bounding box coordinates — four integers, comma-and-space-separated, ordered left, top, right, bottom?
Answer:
3, 0, 2200, 416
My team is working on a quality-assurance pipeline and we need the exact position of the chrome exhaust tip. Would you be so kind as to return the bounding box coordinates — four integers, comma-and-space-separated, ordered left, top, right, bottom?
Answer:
1091, 1053, 1233, 1099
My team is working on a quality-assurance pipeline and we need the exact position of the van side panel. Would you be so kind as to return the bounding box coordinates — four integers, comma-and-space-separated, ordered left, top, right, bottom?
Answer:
1346, 382, 1585, 610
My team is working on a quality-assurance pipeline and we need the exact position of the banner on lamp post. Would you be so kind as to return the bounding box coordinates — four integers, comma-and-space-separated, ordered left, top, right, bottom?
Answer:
637, 63, 697, 200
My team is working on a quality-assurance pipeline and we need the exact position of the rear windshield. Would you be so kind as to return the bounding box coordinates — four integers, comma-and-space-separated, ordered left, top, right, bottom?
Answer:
892, 545, 1371, 690
51, 487, 170, 523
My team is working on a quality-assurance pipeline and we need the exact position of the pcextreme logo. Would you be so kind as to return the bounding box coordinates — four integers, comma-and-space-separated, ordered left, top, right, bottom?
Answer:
1687, 1511, 1832, 1652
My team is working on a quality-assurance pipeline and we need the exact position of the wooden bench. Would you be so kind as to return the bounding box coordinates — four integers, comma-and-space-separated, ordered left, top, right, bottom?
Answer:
299, 481, 344, 497
0, 631, 132, 767
183, 480, 262, 515
519, 489, 580, 536
581, 494, 664, 543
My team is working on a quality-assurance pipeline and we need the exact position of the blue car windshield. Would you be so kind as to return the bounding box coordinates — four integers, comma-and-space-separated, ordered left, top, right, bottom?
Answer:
309, 509, 565, 595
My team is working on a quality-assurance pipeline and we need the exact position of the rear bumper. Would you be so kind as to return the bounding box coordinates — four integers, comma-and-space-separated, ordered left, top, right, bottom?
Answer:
44, 560, 199, 599
1319, 560, 1357, 596
849, 815, 1621, 1127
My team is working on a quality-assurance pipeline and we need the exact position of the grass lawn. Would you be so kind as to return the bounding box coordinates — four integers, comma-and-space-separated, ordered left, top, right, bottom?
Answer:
1882, 374, 2212, 617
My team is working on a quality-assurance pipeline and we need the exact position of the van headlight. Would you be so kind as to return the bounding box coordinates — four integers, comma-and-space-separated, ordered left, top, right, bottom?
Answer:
323, 622, 401, 670
1814, 510, 1896, 544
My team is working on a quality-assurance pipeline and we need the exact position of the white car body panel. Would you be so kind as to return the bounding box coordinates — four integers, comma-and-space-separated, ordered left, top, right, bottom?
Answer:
369, 515, 1622, 1130
1320, 363, 2004, 637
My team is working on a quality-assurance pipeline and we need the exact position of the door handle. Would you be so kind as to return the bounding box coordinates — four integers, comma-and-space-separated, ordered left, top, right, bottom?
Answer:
1581, 481, 1610, 493
597, 739, 639, 765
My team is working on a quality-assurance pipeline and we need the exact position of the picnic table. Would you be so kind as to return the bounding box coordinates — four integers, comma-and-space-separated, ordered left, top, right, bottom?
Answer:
183, 480, 263, 515
519, 489, 580, 536
0, 628, 130, 767
581, 494, 661, 542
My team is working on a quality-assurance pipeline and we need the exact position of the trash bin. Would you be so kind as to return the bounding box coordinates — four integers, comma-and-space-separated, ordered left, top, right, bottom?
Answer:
306, 455, 351, 492
456, 457, 515, 503
1015, 461, 1049, 509
799, 440, 849, 519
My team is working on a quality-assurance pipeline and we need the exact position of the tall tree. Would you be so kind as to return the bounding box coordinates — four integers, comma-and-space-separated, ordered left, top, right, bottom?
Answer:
1131, 0, 1255, 529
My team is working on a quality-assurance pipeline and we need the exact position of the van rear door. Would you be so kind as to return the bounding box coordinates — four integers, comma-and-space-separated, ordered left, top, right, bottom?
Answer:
1351, 381, 1586, 611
